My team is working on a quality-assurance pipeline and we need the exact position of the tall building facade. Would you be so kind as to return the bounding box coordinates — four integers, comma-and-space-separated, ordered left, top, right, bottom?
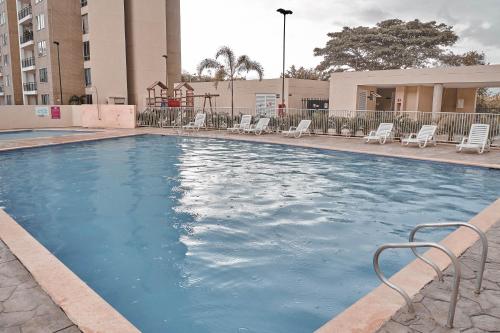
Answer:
0, 0, 181, 108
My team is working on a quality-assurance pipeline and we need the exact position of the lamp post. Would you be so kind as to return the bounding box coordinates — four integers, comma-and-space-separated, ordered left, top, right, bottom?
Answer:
53, 41, 63, 104
277, 8, 292, 111
162, 54, 169, 97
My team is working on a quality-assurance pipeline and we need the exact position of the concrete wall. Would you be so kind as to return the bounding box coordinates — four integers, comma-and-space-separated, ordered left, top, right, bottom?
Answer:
0, 105, 74, 129
0, 0, 23, 105
184, 79, 329, 111
166, 0, 181, 90
330, 65, 500, 111
124, 0, 181, 111
0, 104, 136, 129
74, 104, 136, 128
46, 0, 86, 104
417, 86, 434, 112
85, 0, 128, 105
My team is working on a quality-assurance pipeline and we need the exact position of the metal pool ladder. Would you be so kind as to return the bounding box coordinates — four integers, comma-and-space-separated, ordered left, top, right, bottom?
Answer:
373, 222, 488, 328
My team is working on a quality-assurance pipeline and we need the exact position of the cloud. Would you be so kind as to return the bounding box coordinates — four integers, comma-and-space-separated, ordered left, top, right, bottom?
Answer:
181, 0, 500, 78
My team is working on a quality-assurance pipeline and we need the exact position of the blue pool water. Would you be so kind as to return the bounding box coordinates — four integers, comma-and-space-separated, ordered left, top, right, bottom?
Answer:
0, 129, 94, 140
0, 135, 498, 333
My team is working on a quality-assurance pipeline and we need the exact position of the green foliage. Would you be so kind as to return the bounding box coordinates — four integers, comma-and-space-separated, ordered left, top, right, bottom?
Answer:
68, 95, 81, 105
181, 71, 213, 83
314, 19, 460, 72
197, 46, 264, 85
283, 65, 329, 81
440, 51, 486, 67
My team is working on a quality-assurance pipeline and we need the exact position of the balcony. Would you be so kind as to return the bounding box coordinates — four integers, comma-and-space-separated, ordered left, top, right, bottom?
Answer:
20, 31, 33, 45
21, 57, 35, 69
18, 5, 32, 22
81, 0, 87, 8
23, 82, 37, 92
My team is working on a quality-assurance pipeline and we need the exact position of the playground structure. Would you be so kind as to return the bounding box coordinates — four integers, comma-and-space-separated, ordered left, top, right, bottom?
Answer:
146, 81, 219, 112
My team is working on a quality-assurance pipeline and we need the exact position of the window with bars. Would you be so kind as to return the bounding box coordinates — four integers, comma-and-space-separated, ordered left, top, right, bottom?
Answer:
41, 94, 49, 105
84, 68, 91, 87
83, 41, 90, 61
82, 14, 89, 34
39, 68, 48, 83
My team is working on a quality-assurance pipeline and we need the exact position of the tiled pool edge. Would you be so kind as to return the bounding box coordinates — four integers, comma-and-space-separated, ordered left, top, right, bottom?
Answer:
0, 209, 140, 333
314, 198, 500, 333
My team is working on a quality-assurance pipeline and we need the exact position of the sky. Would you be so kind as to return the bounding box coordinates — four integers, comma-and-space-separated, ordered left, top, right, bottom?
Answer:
180, 0, 500, 79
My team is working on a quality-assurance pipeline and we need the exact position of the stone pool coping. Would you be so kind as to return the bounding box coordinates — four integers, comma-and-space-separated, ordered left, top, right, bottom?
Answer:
0, 127, 499, 332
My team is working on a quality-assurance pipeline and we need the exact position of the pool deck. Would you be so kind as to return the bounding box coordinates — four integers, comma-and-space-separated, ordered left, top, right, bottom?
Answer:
0, 240, 81, 333
378, 221, 500, 333
0, 127, 499, 333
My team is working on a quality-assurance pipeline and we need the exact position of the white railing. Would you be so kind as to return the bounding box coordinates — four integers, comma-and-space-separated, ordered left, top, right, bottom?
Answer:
137, 107, 500, 146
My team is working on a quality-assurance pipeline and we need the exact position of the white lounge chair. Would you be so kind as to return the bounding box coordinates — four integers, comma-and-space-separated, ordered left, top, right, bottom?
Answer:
227, 115, 252, 133
401, 125, 437, 148
364, 123, 394, 144
282, 120, 312, 138
456, 124, 491, 154
183, 113, 206, 131
245, 118, 270, 135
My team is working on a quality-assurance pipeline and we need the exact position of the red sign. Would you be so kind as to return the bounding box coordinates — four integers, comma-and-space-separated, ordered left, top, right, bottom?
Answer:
51, 106, 61, 119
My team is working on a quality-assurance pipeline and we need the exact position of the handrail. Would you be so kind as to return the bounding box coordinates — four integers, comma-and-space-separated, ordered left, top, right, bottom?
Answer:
373, 242, 461, 328
409, 222, 488, 294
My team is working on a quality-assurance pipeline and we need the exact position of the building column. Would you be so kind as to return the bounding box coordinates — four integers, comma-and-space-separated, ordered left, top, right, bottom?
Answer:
432, 84, 444, 115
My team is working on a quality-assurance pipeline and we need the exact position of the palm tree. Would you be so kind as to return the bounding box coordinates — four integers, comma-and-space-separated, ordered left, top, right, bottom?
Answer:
197, 46, 264, 121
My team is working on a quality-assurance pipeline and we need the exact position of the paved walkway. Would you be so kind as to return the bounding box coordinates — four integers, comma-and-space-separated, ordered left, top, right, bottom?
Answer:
378, 221, 500, 333
0, 241, 80, 333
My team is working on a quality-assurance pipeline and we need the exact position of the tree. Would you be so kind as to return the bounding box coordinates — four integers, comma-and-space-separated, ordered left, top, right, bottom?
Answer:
198, 46, 264, 119
440, 51, 486, 66
283, 65, 328, 80
181, 70, 214, 83
314, 19, 459, 73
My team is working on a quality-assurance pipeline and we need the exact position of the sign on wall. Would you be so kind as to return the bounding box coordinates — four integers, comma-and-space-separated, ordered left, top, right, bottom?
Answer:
51, 106, 61, 119
256, 94, 277, 117
35, 106, 50, 117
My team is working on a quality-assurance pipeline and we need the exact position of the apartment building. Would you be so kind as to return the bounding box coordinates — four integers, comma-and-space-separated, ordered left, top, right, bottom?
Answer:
0, 0, 181, 108
0, 0, 23, 105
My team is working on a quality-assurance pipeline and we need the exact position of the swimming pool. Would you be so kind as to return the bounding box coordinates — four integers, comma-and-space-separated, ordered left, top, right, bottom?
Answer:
0, 129, 95, 141
0, 135, 498, 333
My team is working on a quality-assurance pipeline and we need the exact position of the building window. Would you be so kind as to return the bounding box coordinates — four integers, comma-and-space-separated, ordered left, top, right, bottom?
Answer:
82, 14, 89, 34
37, 40, 47, 56
84, 68, 91, 87
36, 14, 45, 30
2, 33, 7, 46
3, 54, 8, 66
85, 94, 92, 104
83, 41, 90, 61
0, 12, 5, 26
6, 95, 11, 105
39, 68, 48, 82
5, 74, 9, 87
41, 94, 49, 105
81, 0, 87, 8
35, 0, 43, 4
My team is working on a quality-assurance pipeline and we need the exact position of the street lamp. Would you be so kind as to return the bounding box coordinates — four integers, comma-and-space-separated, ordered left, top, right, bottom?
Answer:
162, 54, 169, 97
277, 8, 293, 111
53, 41, 63, 104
